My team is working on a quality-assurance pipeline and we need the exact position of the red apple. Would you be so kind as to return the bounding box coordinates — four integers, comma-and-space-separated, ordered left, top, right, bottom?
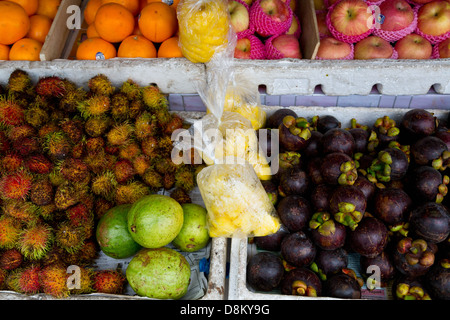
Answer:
329, 0, 373, 36
317, 11, 333, 38
354, 35, 394, 59
259, 0, 291, 23
378, 0, 415, 31
286, 13, 300, 36
417, 0, 450, 36
316, 36, 353, 59
395, 33, 432, 58
271, 34, 302, 58
437, 37, 450, 57
229, 0, 250, 33
234, 37, 252, 59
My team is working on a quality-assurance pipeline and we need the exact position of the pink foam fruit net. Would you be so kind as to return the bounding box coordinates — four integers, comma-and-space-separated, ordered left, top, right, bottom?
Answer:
233, 0, 256, 40
373, 3, 418, 42
248, 34, 267, 59
326, 0, 375, 43
249, 0, 294, 37
315, 39, 355, 60
414, 4, 450, 45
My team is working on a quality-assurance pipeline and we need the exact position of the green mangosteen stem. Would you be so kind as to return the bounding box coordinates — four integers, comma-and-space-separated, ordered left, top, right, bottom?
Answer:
291, 280, 307, 296
396, 283, 410, 298
441, 259, 450, 268
306, 286, 317, 297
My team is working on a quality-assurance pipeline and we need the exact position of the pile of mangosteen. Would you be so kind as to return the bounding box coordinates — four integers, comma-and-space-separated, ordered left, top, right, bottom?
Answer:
248, 108, 450, 300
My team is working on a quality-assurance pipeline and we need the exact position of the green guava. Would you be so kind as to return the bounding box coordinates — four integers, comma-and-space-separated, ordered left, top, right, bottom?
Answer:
126, 247, 191, 299
127, 194, 184, 248
172, 203, 210, 252
96, 204, 142, 259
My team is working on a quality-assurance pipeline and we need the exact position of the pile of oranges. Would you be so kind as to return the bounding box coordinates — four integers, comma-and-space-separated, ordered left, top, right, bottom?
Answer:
0, 0, 60, 61
77, 0, 183, 60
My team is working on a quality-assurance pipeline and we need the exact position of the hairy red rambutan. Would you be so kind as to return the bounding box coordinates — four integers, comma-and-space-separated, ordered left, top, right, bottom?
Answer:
92, 269, 126, 294
0, 215, 22, 249
25, 153, 53, 174
77, 95, 111, 118
7, 264, 41, 294
6, 124, 35, 142
54, 181, 80, 210
43, 131, 72, 161
119, 142, 141, 160
141, 136, 159, 157
85, 136, 105, 154
38, 263, 70, 298
60, 118, 84, 143
135, 111, 158, 140
7, 69, 32, 93
84, 115, 111, 137
1, 153, 23, 172
132, 154, 151, 176
94, 198, 114, 220
106, 122, 134, 147
0, 97, 25, 126
0, 268, 6, 289
24, 106, 49, 128
55, 221, 87, 254
0, 248, 23, 270
3, 199, 39, 223
35, 76, 67, 98
59, 158, 90, 183
12, 136, 40, 157
67, 266, 94, 294
88, 74, 115, 96
17, 222, 53, 260
114, 181, 149, 205
63, 239, 98, 266
30, 178, 54, 206
113, 159, 135, 183
66, 203, 93, 228
164, 113, 184, 135
0, 130, 11, 153
141, 84, 168, 111
0, 170, 33, 200
91, 171, 117, 200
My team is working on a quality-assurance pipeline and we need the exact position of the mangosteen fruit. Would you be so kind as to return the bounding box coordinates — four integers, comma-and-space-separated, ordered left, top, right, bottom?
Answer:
280, 267, 322, 297
352, 175, 376, 202
329, 185, 367, 230
275, 151, 302, 180
401, 108, 436, 141
426, 258, 450, 300
349, 217, 388, 258
310, 184, 333, 212
311, 248, 348, 280
279, 116, 312, 151
360, 251, 396, 283
373, 115, 400, 147
320, 128, 355, 156
276, 195, 312, 232
281, 231, 316, 267
435, 130, 450, 150
303, 130, 323, 158
247, 252, 285, 292
306, 157, 324, 185
373, 187, 412, 225
261, 180, 279, 206
394, 276, 432, 300
408, 166, 449, 203
324, 272, 361, 299
367, 147, 409, 184
411, 135, 450, 170
267, 108, 298, 129
349, 127, 376, 154
410, 202, 450, 243
254, 227, 290, 252
309, 212, 346, 250
312, 115, 341, 133
278, 166, 310, 196
392, 237, 436, 277
320, 152, 358, 186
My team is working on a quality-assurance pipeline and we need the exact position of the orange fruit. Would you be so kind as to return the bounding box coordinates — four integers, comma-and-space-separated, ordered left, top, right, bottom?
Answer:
9, 38, 42, 61
8, 0, 38, 16
86, 23, 100, 38
84, 0, 102, 25
118, 34, 157, 58
36, 0, 61, 19
132, 16, 142, 35
27, 14, 53, 44
94, 3, 135, 43
138, 2, 177, 43
0, 44, 10, 60
101, 0, 139, 16
157, 36, 183, 58
76, 37, 117, 60
0, 1, 30, 45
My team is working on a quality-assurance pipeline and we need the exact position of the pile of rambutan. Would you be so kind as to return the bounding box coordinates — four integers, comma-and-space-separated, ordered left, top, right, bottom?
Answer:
0, 70, 202, 297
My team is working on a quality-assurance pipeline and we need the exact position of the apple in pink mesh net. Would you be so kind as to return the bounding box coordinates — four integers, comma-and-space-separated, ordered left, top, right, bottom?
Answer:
249, 0, 293, 37
234, 35, 266, 59
316, 36, 354, 60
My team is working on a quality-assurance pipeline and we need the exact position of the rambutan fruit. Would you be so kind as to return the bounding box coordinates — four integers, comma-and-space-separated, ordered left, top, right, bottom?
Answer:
39, 263, 70, 298
7, 69, 32, 94
0, 170, 33, 200
88, 74, 115, 96
0, 268, 7, 289
94, 198, 114, 220
129, 98, 145, 119
153, 108, 172, 128
135, 111, 158, 140
77, 95, 111, 118
142, 168, 163, 190
59, 158, 90, 183
83, 151, 116, 175
92, 269, 126, 294
119, 142, 141, 161
120, 79, 141, 101
48, 166, 65, 187
84, 115, 111, 137
67, 266, 94, 294
55, 221, 87, 254
170, 187, 192, 204
164, 113, 184, 136
24, 106, 49, 128
106, 122, 134, 146
3, 199, 39, 223
0, 216, 22, 249
132, 154, 151, 176
17, 222, 53, 260
0, 130, 11, 153
38, 203, 57, 221
0, 96, 25, 126
141, 136, 159, 157
158, 135, 174, 158
141, 84, 168, 111
40, 244, 65, 266
6, 124, 35, 142
37, 122, 59, 140
12, 136, 41, 157
154, 157, 177, 175
163, 173, 176, 190
25, 153, 53, 174
30, 178, 54, 206
54, 181, 80, 210
91, 171, 117, 200
110, 92, 130, 120
35, 76, 67, 98
1, 153, 24, 173
114, 181, 149, 205
59, 87, 87, 113
0, 248, 23, 270
7, 264, 41, 294
60, 118, 84, 143
70, 140, 85, 159
174, 164, 195, 192
66, 203, 93, 229
114, 159, 135, 183
43, 131, 72, 161
85, 136, 105, 155
63, 240, 98, 266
